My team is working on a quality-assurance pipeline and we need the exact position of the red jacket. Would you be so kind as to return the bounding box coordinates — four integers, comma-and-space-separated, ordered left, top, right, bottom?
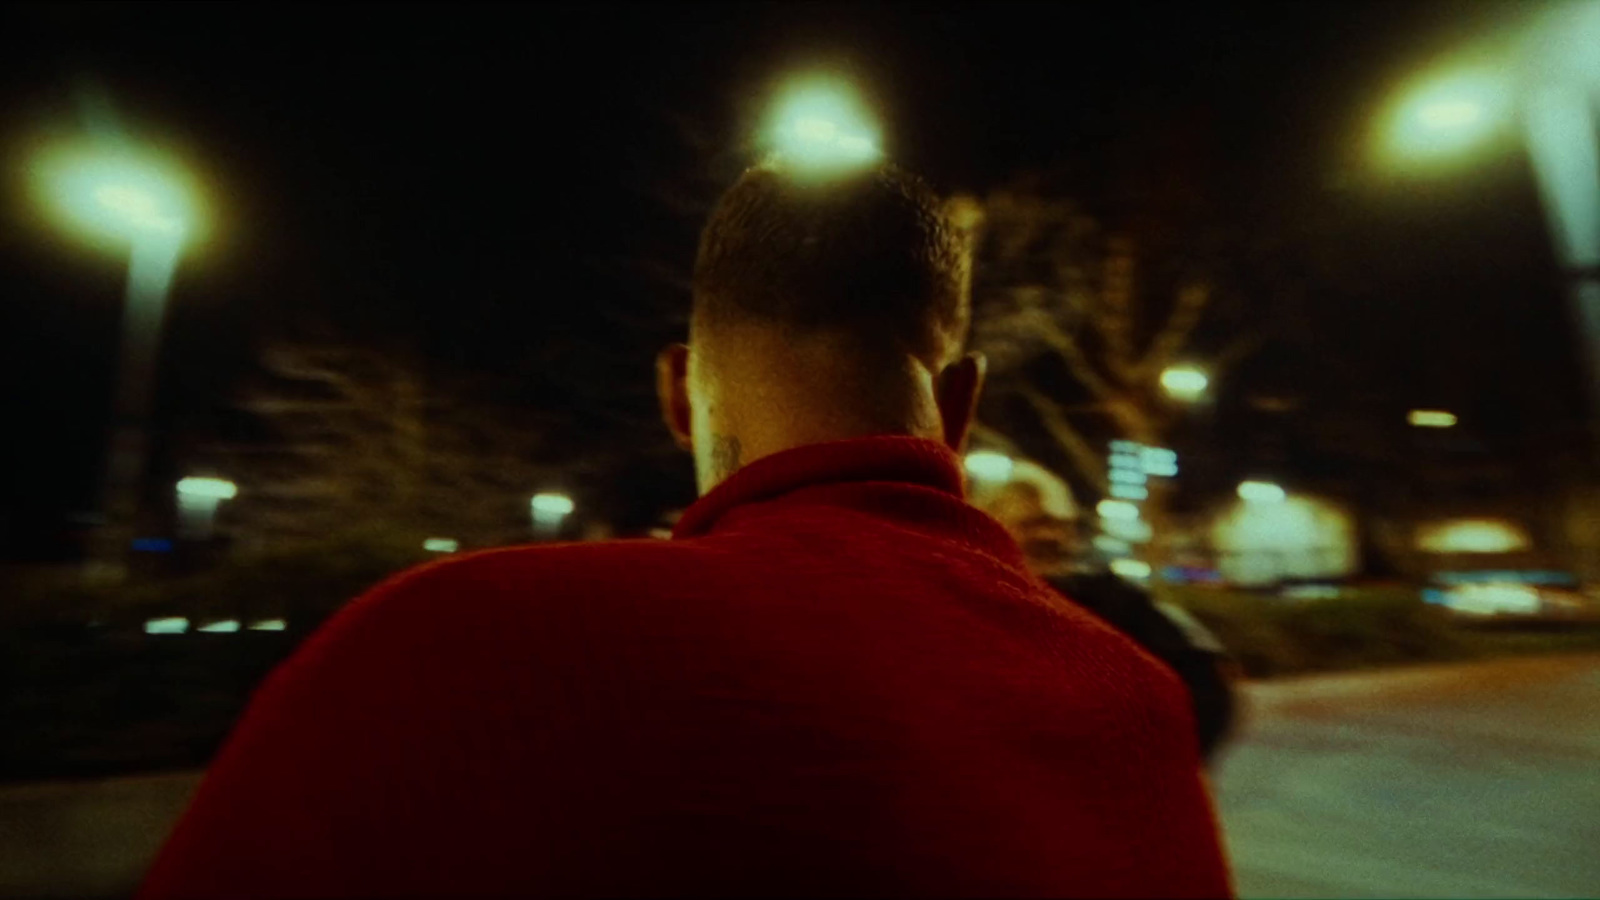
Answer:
140, 436, 1232, 898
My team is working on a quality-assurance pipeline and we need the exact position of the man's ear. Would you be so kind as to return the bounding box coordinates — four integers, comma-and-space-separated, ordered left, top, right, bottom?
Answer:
656, 343, 693, 451
935, 352, 987, 453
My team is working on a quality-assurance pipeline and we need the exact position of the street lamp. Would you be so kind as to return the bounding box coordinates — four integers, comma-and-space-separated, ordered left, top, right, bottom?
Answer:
1375, 2, 1600, 438
963, 451, 1016, 484
1160, 365, 1210, 403
1238, 480, 1287, 504
175, 476, 236, 541
765, 75, 883, 176
1408, 409, 1458, 428
32, 140, 204, 581
531, 492, 575, 538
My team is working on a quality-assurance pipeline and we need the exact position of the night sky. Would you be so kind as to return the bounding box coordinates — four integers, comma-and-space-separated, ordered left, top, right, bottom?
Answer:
0, 1, 1582, 535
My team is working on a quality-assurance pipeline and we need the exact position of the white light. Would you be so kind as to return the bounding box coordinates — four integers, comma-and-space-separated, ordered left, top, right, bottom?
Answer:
964, 451, 1016, 483
531, 493, 575, 516
769, 76, 883, 174
1238, 480, 1287, 504
1110, 558, 1153, 581
1109, 469, 1148, 485
1109, 440, 1143, 454
248, 618, 287, 632
423, 537, 460, 553
1417, 519, 1531, 554
176, 477, 237, 500
198, 619, 239, 633
1443, 583, 1541, 616
1160, 366, 1209, 401
1109, 452, 1142, 470
1408, 409, 1458, 428
1109, 483, 1149, 501
1097, 499, 1141, 521
144, 617, 189, 635
1093, 535, 1132, 556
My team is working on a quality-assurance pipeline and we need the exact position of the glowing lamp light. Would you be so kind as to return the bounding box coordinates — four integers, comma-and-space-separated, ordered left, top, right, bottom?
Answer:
198, 620, 240, 633
176, 477, 237, 500
1109, 558, 1153, 581
248, 619, 287, 632
1417, 518, 1531, 554
1408, 409, 1458, 428
1097, 499, 1141, 522
1238, 480, 1287, 504
32, 143, 202, 247
531, 493, 575, 517
144, 617, 189, 635
768, 76, 883, 174
964, 451, 1016, 483
1378, 70, 1512, 167
1160, 365, 1209, 402
423, 537, 460, 553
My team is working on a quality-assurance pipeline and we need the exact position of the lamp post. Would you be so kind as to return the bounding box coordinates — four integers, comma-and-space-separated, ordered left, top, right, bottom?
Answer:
1375, 1, 1600, 439
175, 476, 236, 542
32, 141, 202, 582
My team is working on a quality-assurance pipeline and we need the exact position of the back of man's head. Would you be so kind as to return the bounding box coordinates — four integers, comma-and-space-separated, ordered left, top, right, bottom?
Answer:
691, 162, 972, 365
658, 159, 983, 493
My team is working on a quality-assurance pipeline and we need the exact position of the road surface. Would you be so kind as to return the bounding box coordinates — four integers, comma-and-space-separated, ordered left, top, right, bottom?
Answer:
2, 654, 1596, 898
1216, 653, 1600, 898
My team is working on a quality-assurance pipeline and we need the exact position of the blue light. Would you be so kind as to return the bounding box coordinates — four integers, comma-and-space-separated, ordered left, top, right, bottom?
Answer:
131, 537, 174, 553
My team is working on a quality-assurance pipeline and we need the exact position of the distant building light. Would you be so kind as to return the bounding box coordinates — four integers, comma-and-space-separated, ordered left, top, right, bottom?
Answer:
176, 477, 238, 500
1408, 409, 1458, 428
422, 537, 460, 553
144, 617, 189, 635
1097, 499, 1142, 521
198, 619, 240, 633
530, 493, 576, 517
1109, 483, 1149, 501
1093, 535, 1132, 556
248, 618, 287, 632
1417, 518, 1531, 554
963, 451, 1015, 483
1160, 366, 1210, 401
1238, 480, 1287, 504
130, 537, 174, 553
1110, 558, 1153, 581
1438, 582, 1541, 616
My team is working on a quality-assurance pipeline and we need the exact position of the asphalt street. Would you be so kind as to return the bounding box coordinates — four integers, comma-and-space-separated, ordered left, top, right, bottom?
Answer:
3, 654, 1596, 898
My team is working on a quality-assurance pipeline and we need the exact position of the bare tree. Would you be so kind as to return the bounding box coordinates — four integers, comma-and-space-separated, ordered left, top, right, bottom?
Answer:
200, 340, 568, 553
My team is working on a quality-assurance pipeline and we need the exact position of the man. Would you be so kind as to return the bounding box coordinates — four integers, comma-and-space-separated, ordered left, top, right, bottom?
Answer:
141, 161, 1232, 898
971, 462, 1240, 762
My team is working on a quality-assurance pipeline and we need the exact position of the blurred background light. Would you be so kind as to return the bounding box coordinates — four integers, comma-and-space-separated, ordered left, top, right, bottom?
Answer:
143, 617, 188, 635
1237, 480, 1287, 504
1417, 518, 1532, 554
1408, 409, 1458, 428
1378, 69, 1513, 167
248, 619, 287, 632
31, 143, 202, 248
1109, 558, 1153, 581
1097, 499, 1141, 521
175, 477, 237, 500
1160, 365, 1210, 402
198, 620, 240, 633
422, 537, 460, 553
964, 451, 1015, 483
767, 75, 882, 174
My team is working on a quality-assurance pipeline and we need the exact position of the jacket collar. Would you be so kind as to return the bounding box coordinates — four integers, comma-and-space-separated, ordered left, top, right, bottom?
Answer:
671, 436, 1029, 576
673, 435, 969, 539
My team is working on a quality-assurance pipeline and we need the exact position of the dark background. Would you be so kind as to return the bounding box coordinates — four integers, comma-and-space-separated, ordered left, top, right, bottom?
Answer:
0, 0, 1581, 532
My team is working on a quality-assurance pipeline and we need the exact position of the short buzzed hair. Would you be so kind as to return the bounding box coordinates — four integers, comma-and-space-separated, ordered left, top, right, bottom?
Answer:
691, 162, 972, 363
